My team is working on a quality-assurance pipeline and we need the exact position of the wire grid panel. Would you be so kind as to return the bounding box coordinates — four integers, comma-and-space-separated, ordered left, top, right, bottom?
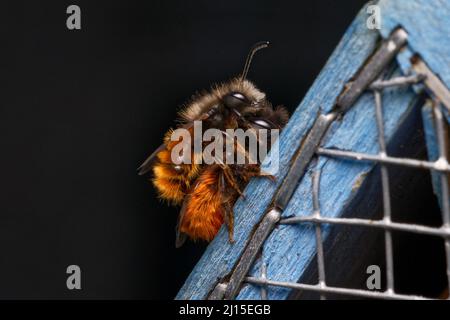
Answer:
245, 72, 450, 300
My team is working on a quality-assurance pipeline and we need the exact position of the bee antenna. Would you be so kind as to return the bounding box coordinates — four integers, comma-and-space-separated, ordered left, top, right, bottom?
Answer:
241, 41, 270, 81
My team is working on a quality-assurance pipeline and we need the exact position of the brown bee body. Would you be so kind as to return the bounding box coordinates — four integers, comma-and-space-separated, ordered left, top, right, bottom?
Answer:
139, 42, 289, 247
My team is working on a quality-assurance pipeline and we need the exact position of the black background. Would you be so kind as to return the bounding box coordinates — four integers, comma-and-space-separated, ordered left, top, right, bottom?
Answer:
1, 0, 367, 299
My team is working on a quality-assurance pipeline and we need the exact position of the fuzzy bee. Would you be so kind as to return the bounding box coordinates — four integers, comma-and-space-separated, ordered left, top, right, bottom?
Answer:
138, 42, 289, 247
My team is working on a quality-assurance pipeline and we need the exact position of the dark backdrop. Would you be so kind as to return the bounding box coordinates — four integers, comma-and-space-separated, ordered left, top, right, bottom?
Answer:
1, 0, 366, 299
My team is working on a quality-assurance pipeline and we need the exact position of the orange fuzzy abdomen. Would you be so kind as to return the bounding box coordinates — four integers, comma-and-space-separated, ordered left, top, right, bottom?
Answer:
179, 166, 224, 242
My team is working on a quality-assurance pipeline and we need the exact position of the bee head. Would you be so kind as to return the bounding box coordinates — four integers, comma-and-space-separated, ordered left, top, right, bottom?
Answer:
219, 40, 269, 113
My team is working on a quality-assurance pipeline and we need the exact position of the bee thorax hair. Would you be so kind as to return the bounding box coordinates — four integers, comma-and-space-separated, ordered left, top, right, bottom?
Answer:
178, 78, 266, 122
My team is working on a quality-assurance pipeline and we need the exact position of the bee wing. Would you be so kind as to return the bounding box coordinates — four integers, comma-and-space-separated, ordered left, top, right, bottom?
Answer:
137, 116, 206, 176
137, 143, 166, 176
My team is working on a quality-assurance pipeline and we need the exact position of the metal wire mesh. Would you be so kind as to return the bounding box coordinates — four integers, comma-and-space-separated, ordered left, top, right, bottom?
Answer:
244, 72, 450, 300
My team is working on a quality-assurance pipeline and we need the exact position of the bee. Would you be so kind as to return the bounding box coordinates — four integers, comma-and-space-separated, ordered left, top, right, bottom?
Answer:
138, 41, 289, 247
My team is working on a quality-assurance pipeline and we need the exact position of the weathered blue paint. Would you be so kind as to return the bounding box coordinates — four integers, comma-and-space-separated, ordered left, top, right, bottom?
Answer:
177, 0, 450, 300
379, 0, 450, 91
176, 2, 379, 300
379, 0, 450, 209
237, 68, 421, 299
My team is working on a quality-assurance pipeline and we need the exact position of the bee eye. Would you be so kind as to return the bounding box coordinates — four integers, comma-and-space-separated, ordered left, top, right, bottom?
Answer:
253, 119, 271, 129
222, 92, 250, 109
231, 92, 246, 101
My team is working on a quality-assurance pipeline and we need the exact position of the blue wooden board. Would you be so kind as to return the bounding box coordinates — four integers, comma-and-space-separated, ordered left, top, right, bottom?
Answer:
379, 0, 450, 211
177, 0, 450, 300
379, 0, 450, 90
379, 0, 450, 126
237, 68, 420, 299
176, 2, 379, 299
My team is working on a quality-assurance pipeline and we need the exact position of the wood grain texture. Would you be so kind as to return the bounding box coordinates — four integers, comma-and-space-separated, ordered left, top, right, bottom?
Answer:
237, 68, 420, 299
378, 0, 450, 89
176, 2, 379, 300
177, 0, 450, 300
379, 0, 450, 210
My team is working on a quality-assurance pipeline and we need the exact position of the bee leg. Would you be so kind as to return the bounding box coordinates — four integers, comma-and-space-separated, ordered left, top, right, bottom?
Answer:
222, 202, 235, 243
246, 164, 276, 181
218, 171, 235, 243
258, 169, 276, 181
222, 165, 246, 199
220, 130, 257, 164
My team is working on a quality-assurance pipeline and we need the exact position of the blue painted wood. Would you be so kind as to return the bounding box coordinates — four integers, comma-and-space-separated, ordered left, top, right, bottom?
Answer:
379, 0, 450, 210
379, 0, 450, 90
379, 0, 450, 124
237, 0, 450, 299
176, 3, 379, 300
177, 0, 450, 300
237, 68, 421, 299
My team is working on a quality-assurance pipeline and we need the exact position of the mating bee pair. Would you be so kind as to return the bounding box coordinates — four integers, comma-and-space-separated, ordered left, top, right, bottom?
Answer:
138, 42, 289, 247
